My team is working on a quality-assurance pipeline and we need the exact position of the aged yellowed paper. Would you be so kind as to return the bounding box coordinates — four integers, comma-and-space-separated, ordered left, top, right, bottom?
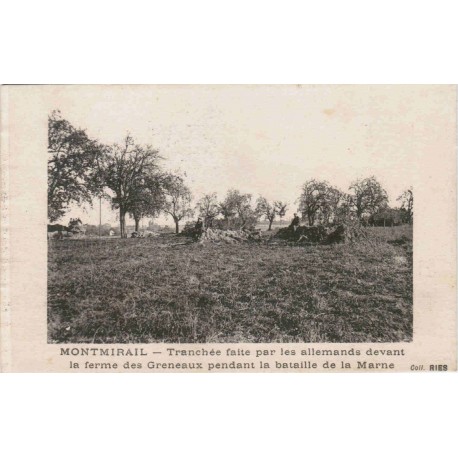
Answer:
0, 85, 456, 372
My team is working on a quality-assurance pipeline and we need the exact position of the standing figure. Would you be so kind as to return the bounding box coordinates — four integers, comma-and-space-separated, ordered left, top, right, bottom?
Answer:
290, 213, 300, 232
194, 217, 204, 241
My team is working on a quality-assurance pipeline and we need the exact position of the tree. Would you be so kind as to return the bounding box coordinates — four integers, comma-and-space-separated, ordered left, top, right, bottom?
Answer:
334, 193, 355, 223
218, 199, 236, 222
370, 208, 404, 227
48, 110, 103, 222
397, 187, 413, 224
196, 193, 220, 227
316, 187, 343, 225
256, 197, 288, 230
219, 189, 257, 229
162, 174, 194, 234
349, 176, 389, 222
128, 173, 165, 232
298, 180, 342, 226
102, 135, 161, 238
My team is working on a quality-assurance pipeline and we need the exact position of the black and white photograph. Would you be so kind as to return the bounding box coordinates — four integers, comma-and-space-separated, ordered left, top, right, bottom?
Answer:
47, 85, 414, 344
2, 4, 457, 458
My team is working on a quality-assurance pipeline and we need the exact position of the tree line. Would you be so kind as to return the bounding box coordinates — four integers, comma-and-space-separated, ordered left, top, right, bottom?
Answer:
48, 111, 413, 236
49, 111, 193, 237
298, 178, 413, 227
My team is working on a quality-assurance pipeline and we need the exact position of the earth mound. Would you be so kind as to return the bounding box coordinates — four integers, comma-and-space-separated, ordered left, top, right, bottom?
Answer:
198, 228, 262, 244
275, 224, 364, 244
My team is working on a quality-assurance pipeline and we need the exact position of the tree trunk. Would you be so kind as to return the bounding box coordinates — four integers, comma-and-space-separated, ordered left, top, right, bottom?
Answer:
268, 218, 274, 231
134, 216, 140, 232
174, 217, 179, 234
119, 208, 127, 238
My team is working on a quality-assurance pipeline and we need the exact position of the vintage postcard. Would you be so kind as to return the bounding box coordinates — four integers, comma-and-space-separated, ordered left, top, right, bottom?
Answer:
0, 85, 456, 372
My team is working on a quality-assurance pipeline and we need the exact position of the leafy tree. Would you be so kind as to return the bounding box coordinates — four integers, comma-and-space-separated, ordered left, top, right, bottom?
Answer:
162, 174, 194, 234
349, 176, 388, 222
218, 199, 237, 222
397, 187, 413, 224
128, 173, 165, 232
298, 180, 342, 226
369, 208, 404, 227
255, 197, 288, 230
333, 193, 355, 223
48, 110, 103, 222
219, 189, 257, 229
196, 193, 220, 227
316, 187, 343, 225
102, 135, 161, 237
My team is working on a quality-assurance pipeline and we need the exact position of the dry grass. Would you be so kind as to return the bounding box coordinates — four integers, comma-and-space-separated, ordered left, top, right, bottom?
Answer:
48, 226, 413, 343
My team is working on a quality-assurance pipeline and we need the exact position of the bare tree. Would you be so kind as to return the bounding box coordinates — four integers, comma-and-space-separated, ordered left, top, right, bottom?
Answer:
256, 197, 288, 230
196, 193, 220, 227
163, 174, 194, 234
397, 187, 413, 224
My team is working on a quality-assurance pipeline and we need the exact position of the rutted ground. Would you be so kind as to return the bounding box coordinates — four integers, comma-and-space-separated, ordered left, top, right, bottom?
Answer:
48, 227, 413, 343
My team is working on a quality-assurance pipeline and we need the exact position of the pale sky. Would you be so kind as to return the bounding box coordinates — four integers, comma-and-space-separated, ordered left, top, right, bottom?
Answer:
52, 85, 421, 227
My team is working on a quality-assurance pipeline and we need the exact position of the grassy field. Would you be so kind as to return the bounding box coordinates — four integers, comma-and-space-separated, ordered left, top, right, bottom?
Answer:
48, 225, 413, 343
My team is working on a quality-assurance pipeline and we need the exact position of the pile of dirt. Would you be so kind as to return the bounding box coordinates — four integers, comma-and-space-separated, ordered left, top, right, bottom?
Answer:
275, 225, 328, 243
179, 221, 199, 238
198, 228, 262, 244
388, 235, 410, 246
130, 230, 159, 238
327, 223, 368, 244
275, 223, 366, 244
